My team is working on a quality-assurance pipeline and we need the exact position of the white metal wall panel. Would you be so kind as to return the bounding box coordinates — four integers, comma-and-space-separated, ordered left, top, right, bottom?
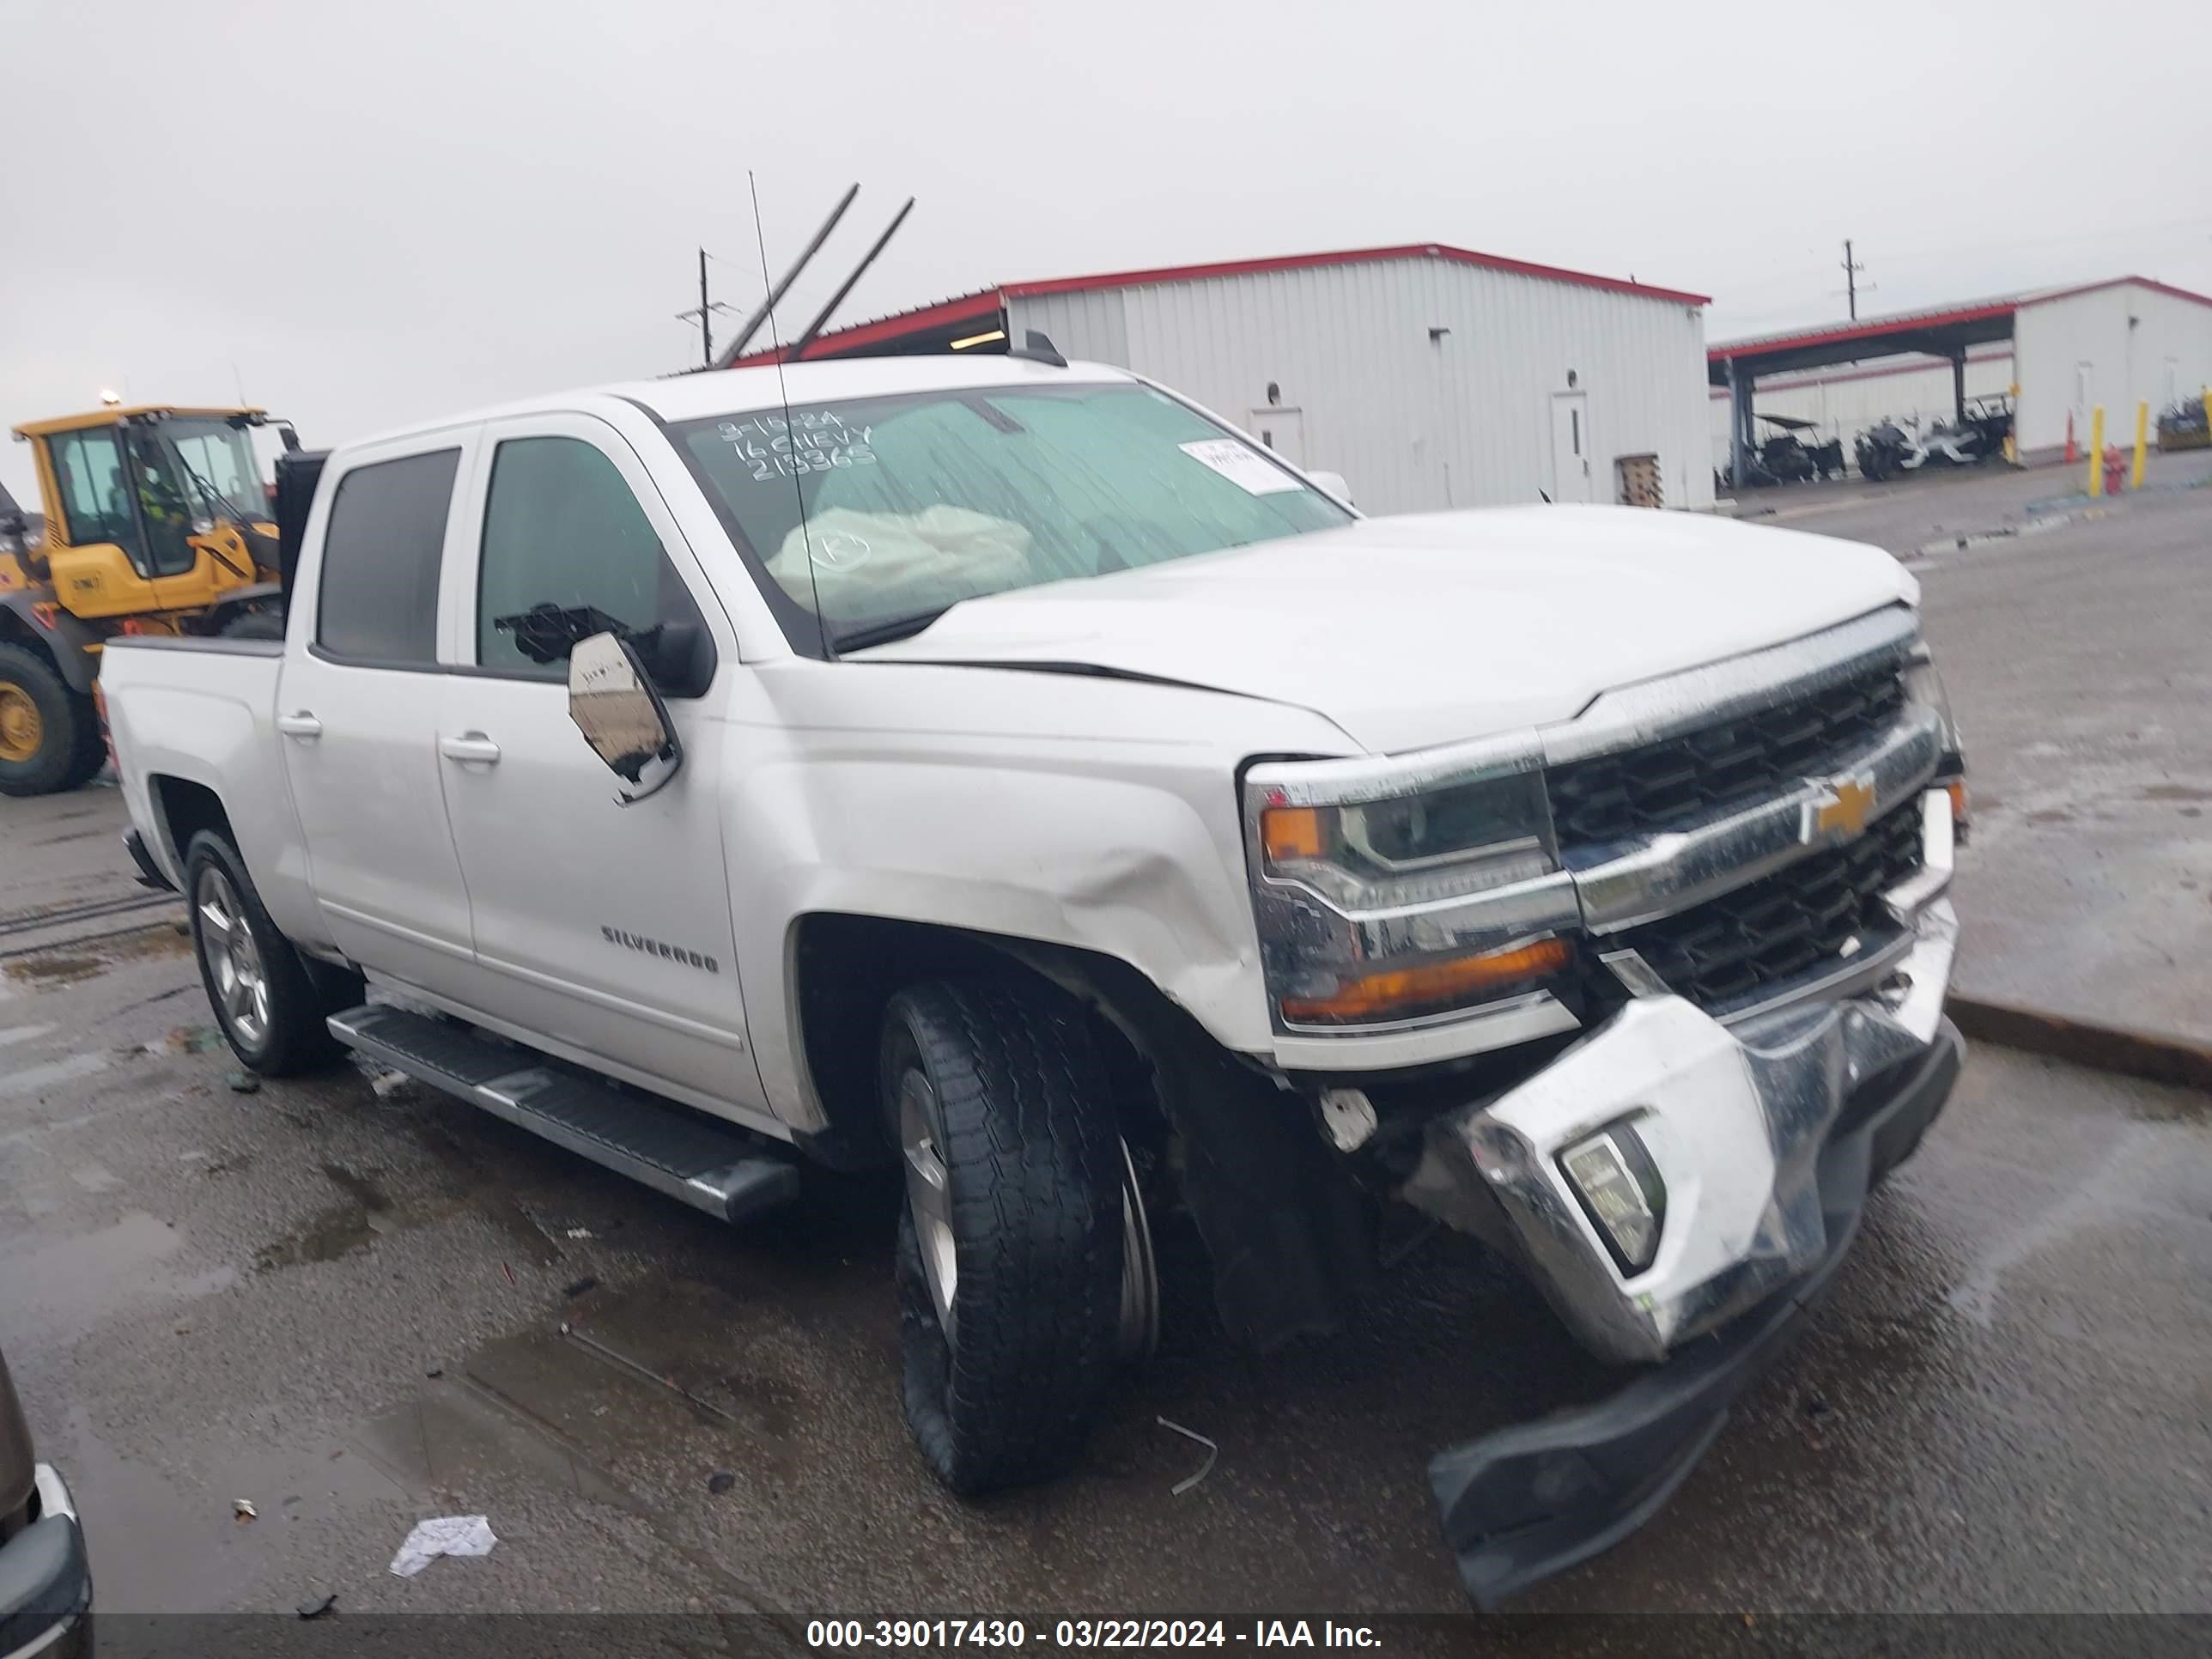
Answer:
1707, 351, 2015, 471
1008, 255, 1712, 515
2014, 283, 2212, 459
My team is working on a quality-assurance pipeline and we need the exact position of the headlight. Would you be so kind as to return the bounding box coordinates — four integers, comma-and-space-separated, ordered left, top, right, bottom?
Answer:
1257, 770, 1555, 909
1903, 643, 1968, 828
1246, 758, 1582, 1030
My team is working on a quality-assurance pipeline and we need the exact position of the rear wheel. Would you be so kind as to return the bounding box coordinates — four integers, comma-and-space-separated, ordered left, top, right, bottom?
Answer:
882, 978, 1135, 1494
0, 642, 102, 798
185, 830, 358, 1075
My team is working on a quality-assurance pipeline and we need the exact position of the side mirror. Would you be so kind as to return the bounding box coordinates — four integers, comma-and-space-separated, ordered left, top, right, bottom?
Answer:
1308, 469, 1352, 507
568, 632, 683, 805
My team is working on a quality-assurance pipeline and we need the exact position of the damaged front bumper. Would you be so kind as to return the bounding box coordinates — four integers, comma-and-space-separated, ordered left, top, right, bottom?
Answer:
1401, 875, 1962, 1604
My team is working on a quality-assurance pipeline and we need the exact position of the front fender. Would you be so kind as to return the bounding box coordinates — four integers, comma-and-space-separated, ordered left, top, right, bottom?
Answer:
722, 661, 1357, 1130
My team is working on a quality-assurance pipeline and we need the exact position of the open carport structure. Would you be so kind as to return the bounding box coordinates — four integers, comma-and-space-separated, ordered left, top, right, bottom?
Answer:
1711, 277, 2212, 477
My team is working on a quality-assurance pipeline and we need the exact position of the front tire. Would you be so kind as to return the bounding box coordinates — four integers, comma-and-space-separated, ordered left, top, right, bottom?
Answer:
0, 642, 103, 798
185, 831, 358, 1075
883, 978, 1127, 1495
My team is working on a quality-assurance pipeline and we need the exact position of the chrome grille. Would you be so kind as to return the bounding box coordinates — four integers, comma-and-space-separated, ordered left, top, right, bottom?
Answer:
1603, 801, 1924, 1012
1547, 665, 1907, 849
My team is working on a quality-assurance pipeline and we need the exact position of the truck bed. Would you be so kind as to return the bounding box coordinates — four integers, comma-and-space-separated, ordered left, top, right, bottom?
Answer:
99, 635, 312, 939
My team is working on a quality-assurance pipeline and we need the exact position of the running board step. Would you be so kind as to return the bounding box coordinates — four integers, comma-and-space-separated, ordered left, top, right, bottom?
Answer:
326, 1005, 799, 1225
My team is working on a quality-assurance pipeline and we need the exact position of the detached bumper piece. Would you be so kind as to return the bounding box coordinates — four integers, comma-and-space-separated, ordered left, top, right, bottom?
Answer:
0, 1465, 91, 1659
1429, 1019, 1961, 1607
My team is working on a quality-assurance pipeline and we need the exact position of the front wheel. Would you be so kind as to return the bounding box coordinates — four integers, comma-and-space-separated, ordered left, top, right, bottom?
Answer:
883, 978, 1132, 1495
185, 831, 358, 1075
0, 642, 103, 797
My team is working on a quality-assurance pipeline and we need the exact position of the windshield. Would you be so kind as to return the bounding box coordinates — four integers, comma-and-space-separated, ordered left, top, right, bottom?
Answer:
161, 419, 270, 524
671, 381, 1352, 648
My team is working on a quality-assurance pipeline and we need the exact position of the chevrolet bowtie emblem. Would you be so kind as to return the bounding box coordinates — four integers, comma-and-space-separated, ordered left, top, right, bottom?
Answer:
1804, 772, 1876, 843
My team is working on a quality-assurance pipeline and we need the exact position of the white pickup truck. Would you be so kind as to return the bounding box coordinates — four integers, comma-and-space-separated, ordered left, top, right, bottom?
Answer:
103, 349, 1966, 1605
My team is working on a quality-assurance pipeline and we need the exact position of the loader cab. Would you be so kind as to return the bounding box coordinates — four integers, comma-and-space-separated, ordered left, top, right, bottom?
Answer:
15, 407, 281, 619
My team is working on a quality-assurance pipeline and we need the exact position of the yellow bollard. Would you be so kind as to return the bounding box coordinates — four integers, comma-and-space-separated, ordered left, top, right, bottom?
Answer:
2087, 406, 2105, 495
2132, 402, 2148, 489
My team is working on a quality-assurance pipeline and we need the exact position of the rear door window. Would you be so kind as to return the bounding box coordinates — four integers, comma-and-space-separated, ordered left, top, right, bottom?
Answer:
315, 448, 460, 665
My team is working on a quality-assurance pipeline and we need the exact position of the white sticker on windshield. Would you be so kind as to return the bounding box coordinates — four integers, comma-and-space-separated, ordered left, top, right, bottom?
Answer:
1178, 440, 1302, 495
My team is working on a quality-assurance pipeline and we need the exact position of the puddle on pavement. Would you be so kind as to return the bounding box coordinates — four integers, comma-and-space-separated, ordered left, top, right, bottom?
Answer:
1, 925, 191, 990
0, 1050, 111, 1097
253, 1164, 398, 1270
66, 1407, 409, 1613
0, 1211, 238, 1346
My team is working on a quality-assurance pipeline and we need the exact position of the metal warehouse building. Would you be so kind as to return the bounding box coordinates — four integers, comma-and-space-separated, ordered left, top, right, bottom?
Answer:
736, 244, 1716, 515
1710, 276, 2212, 475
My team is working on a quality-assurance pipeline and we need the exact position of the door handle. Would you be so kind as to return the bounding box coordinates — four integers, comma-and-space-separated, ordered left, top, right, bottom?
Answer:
276, 712, 322, 739
439, 732, 501, 766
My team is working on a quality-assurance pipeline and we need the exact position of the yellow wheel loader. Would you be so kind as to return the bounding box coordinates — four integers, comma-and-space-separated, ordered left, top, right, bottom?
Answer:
0, 405, 295, 795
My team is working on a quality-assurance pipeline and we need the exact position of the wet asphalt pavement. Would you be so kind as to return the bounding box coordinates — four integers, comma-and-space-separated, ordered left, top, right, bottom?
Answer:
3, 784, 2208, 1628
1770, 459, 2212, 1042
4, 480, 2212, 1630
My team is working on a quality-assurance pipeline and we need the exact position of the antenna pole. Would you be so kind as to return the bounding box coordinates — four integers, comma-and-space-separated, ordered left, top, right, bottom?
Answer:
789, 197, 915, 362
715, 183, 860, 368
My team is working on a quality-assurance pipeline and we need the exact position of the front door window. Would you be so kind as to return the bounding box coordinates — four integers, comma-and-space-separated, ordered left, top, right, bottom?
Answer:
46, 428, 149, 572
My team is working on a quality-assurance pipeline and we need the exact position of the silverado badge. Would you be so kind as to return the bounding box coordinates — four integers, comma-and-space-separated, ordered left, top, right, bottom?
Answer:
1802, 771, 1876, 845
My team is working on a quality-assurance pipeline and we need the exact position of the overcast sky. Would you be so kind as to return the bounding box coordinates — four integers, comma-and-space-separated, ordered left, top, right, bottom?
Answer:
4, 0, 2208, 499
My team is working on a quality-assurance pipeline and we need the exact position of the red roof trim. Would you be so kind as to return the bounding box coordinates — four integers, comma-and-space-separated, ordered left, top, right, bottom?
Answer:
2019, 275, 2212, 312
733, 289, 1001, 365
1003, 242, 1708, 307
1708, 301, 2020, 363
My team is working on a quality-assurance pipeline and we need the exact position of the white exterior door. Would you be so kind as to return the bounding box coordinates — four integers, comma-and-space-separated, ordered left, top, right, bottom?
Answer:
1247, 407, 1305, 466
433, 413, 768, 1121
279, 438, 482, 996
1551, 392, 1592, 504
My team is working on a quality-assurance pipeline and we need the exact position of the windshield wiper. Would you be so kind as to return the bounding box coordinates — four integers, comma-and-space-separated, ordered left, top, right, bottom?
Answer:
830, 605, 956, 654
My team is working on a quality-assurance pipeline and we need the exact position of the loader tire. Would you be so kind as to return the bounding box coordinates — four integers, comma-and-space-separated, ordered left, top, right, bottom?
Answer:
0, 643, 102, 798
221, 608, 286, 641
883, 977, 1126, 1495
185, 830, 357, 1076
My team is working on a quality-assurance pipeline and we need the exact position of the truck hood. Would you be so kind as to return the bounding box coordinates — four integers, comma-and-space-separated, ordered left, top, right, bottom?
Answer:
854, 505, 1917, 753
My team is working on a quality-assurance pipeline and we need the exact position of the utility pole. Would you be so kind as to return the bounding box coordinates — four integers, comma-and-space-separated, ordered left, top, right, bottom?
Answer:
1841, 240, 1869, 320
676, 248, 738, 370
697, 248, 712, 367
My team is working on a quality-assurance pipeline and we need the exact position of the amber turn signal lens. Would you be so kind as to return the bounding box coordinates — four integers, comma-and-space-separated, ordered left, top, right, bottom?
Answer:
1261, 805, 1326, 862
1279, 937, 1572, 1024
1946, 778, 1968, 824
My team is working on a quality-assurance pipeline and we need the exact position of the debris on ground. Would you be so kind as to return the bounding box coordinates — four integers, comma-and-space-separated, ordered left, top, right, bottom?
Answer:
234, 1498, 257, 1522
370, 1069, 412, 1099
708, 1470, 736, 1495
166, 1026, 222, 1054
1155, 1417, 1218, 1496
562, 1275, 599, 1299
296, 1593, 337, 1620
227, 1073, 260, 1095
425, 1366, 444, 1379
565, 1227, 593, 1240
388, 1515, 498, 1578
